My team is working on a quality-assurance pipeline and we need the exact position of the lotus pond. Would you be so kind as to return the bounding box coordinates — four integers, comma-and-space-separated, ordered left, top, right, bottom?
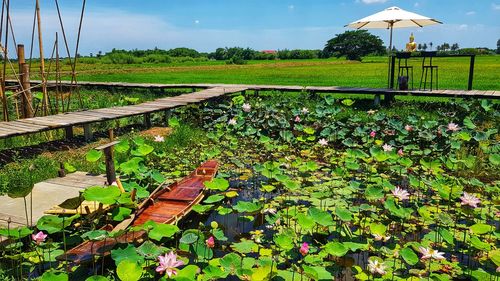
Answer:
1, 92, 499, 281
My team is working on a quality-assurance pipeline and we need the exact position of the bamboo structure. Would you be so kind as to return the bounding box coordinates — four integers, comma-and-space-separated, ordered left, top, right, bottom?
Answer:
0, 0, 86, 122
35, 0, 49, 116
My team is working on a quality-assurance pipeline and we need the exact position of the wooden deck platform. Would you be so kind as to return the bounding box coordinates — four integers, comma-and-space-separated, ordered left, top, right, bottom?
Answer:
0, 172, 106, 228
0, 86, 248, 140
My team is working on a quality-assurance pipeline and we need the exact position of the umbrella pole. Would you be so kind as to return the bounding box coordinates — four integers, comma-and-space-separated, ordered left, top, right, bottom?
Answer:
387, 23, 394, 88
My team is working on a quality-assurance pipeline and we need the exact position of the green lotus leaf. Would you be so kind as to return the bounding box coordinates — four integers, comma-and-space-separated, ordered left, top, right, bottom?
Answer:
111, 244, 144, 266
116, 260, 142, 281
470, 223, 494, 235
0, 226, 32, 239
145, 222, 180, 241
324, 242, 349, 257
112, 207, 132, 221
83, 186, 121, 205
231, 239, 258, 254
179, 232, 199, 245
400, 247, 419, 265
308, 207, 334, 226
204, 178, 229, 191
204, 194, 225, 204
335, 208, 353, 222
233, 201, 262, 213
470, 236, 491, 251
41, 271, 68, 281
86, 149, 103, 162
274, 234, 294, 251
193, 204, 213, 214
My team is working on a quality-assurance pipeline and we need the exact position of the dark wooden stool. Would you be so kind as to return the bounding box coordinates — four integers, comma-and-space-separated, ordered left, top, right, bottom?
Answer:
396, 52, 414, 90
419, 51, 438, 91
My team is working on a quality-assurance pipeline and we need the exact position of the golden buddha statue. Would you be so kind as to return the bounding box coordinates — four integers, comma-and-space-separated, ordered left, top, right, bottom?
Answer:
405, 33, 417, 52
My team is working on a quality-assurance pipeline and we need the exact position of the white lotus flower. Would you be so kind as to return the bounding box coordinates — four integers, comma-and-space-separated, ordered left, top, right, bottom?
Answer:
419, 247, 446, 260
382, 144, 393, 152
392, 186, 410, 201
242, 103, 251, 112
154, 135, 165, 142
368, 259, 386, 275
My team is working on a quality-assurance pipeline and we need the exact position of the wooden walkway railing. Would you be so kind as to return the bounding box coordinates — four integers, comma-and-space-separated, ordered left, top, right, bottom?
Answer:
0, 86, 248, 140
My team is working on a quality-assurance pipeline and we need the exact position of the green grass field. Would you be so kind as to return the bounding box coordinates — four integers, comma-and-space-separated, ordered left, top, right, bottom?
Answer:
57, 56, 500, 90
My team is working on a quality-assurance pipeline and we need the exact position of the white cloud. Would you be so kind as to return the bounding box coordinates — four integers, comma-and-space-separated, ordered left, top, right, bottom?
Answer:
194, 20, 200, 24
492, 3, 500, 10
458, 24, 468, 30
288, 5, 295, 10
360, 0, 388, 4
414, 2, 420, 7
465, 11, 475, 16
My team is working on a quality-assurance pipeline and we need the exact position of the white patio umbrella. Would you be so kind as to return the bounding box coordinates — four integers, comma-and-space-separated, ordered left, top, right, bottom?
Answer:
346, 6, 442, 51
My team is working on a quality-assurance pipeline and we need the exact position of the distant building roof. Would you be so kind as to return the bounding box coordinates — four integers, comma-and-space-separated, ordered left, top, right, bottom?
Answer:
261, 50, 277, 54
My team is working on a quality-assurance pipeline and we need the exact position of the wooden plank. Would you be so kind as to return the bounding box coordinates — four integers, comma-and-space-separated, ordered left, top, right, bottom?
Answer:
0, 123, 45, 133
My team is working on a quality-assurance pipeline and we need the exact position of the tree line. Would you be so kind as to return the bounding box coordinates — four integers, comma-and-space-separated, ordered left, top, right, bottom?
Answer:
80, 32, 498, 65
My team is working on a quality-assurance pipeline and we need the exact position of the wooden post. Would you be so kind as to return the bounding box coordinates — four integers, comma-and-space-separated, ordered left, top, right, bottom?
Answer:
164, 110, 172, 125
389, 55, 396, 89
65, 126, 74, 139
374, 94, 381, 106
20, 63, 33, 118
467, 55, 475, 91
35, 0, 49, 116
144, 113, 151, 128
83, 124, 92, 141
95, 141, 120, 185
18, 45, 33, 118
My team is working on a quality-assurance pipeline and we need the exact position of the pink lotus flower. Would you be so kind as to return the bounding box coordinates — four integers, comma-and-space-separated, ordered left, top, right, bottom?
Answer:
318, 138, 328, 146
447, 122, 460, 132
228, 118, 237, 126
301, 107, 309, 114
397, 149, 404, 156
382, 144, 393, 152
368, 259, 386, 275
404, 125, 413, 132
460, 192, 481, 208
294, 116, 301, 122
392, 186, 410, 201
299, 242, 309, 256
32, 231, 47, 244
370, 131, 376, 138
206, 236, 215, 248
154, 135, 165, 142
419, 247, 445, 260
156, 252, 185, 278
242, 103, 251, 112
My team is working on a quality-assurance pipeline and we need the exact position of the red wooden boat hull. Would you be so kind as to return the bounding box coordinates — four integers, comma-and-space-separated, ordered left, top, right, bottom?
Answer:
57, 160, 218, 265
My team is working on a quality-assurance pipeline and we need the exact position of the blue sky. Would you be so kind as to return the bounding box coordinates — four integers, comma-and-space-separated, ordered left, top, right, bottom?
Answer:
8, 0, 500, 56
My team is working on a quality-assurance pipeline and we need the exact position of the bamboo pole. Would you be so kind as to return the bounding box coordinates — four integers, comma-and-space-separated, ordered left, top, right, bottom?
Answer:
35, 0, 49, 116
55, 32, 60, 113
18, 45, 33, 118
0, 0, 9, 121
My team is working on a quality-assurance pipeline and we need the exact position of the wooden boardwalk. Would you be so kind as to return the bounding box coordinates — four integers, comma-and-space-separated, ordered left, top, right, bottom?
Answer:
0, 86, 248, 140
0, 172, 106, 227
0, 82, 498, 141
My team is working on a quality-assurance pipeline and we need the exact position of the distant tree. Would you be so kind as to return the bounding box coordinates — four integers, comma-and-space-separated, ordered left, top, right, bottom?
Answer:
167, 47, 200, 58
323, 30, 385, 61
497, 39, 500, 54
451, 43, 459, 51
422, 43, 428, 51
429, 42, 433, 51
97, 51, 102, 58
89, 53, 93, 58
441, 43, 450, 51
417, 43, 422, 50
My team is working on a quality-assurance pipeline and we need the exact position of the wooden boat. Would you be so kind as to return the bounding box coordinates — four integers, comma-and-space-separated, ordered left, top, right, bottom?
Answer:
57, 160, 218, 265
